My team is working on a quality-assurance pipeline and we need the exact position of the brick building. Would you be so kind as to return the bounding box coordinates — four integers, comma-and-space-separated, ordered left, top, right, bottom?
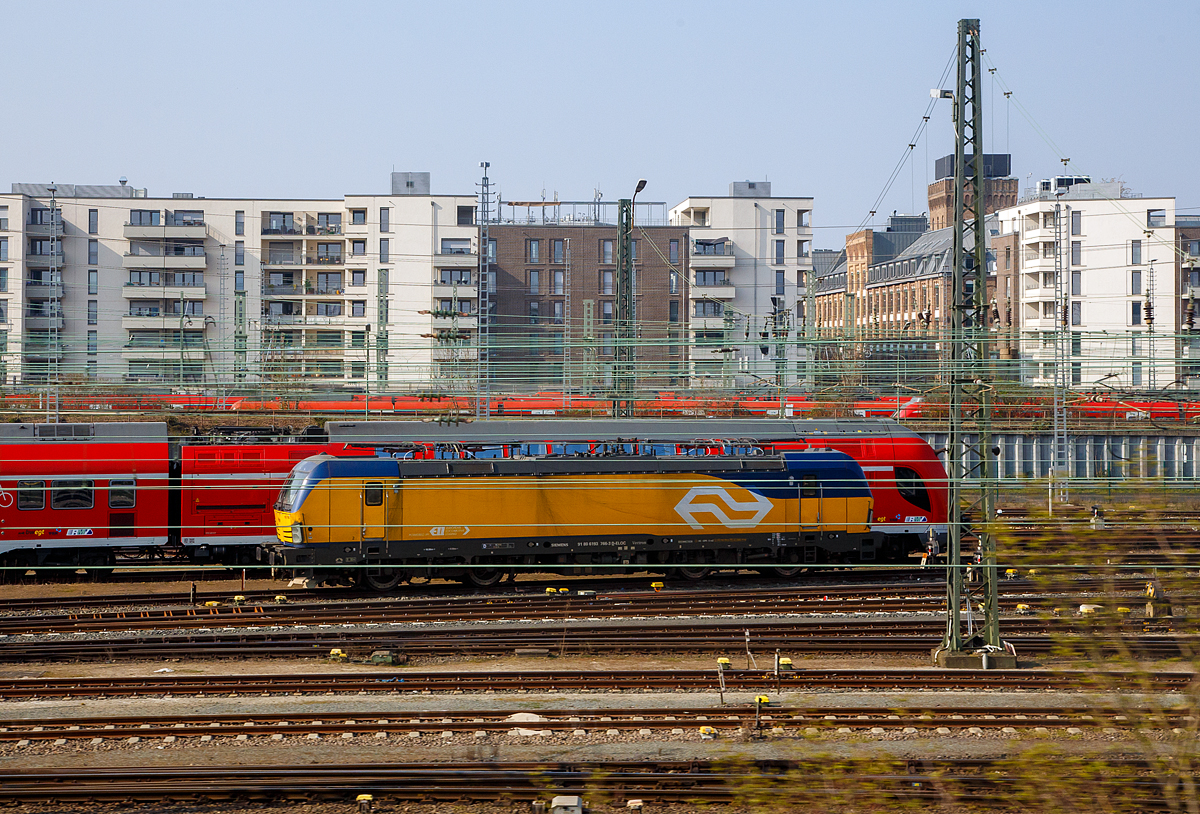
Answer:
486, 211, 689, 392
926, 153, 1017, 230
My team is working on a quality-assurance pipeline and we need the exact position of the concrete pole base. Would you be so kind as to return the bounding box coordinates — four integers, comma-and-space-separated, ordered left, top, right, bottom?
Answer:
932, 647, 1019, 669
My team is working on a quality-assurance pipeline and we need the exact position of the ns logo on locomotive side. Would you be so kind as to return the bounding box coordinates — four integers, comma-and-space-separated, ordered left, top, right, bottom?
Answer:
266, 447, 883, 591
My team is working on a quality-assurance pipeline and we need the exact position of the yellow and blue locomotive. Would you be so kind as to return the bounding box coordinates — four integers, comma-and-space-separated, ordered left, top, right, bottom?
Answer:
266, 448, 880, 590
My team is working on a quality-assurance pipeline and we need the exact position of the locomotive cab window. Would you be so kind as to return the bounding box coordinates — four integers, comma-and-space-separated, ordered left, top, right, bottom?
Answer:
17, 481, 45, 510
109, 479, 136, 509
51, 480, 94, 510
801, 475, 819, 498
364, 483, 383, 506
895, 466, 931, 512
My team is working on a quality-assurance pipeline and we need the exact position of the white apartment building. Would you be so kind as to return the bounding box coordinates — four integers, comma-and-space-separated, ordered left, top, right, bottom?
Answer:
669, 182, 813, 387
0, 174, 479, 390
996, 180, 1178, 389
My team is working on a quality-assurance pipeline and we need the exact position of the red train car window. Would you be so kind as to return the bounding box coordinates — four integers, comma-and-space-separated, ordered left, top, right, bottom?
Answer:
17, 481, 44, 510
895, 467, 932, 512
109, 480, 136, 509
51, 480, 94, 510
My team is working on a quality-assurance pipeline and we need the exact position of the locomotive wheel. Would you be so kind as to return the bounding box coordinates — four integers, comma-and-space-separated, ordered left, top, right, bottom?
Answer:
771, 566, 803, 578
676, 566, 710, 580
361, 570, 404, 592
465, 568, 505, 588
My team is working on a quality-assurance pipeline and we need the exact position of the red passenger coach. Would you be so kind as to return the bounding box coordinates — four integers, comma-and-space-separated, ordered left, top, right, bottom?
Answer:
0, 423, 170, 572
177, 440, 372, 563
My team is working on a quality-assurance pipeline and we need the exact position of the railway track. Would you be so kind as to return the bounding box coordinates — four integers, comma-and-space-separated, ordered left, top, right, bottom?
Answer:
0, 579, 1152, 635
0, 759, 1180, 807
0, 615, 1191, 661
0, 704, 1189, 744
0, 668, 1192, 699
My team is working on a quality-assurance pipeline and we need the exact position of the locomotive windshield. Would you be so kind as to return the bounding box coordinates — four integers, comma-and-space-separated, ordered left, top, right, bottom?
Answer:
276, 460, 320, 511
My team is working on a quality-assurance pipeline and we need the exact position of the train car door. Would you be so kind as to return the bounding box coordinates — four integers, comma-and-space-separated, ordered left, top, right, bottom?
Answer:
799, 473, 820, 530
362, 480, 387, 541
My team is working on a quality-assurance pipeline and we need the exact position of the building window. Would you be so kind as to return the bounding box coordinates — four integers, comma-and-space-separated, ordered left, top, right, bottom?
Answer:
1070, 270, 1080, 296
1004, 246, 1011, 269
88, 239, 98, 265
774, 240, 785, 265
129, 210, 160, 226
797, 210, 809, 227
528, 270, 540, 295
552, 270, 564, 295
775, 270, 785, 296
457, 206, 474, 226
550, 331, 563, 355
235, 270, 244, 292
552, 239, 564, 264
351, 210, 367, 225
669, 239, 679, 264
88, 269, 98, 295
630, 239, 638, 261
87, 330, 97, 355
1070, 210, 1081, 235
552, 300, 563, 324
88, 209, 98, 235
1071, 332, 1081, 356
379, 238, 389, 263
1132, 361, 1143, 387
669, 301, 679, 323
527, 239, 540, 263
348, 300, 364, 317
1070, 300, 1081, 326
0, 238, 6, 261
234, 241, 244, 265
528, 300, 540, 324
601, 270, 614, 295
600, 239, 613, 264
352, 239, 366, 256
1131, 335, 1141, 356
439, 269, 471, 285
486, 238, 497, 262
1132, 240, 1142, 265
669, 270, 678, 295
1071, 362, 1081, 385
695, 301, 724, 317
1131, 270, 1142, 295
380, 208, 390, 232
1070, 241, 1081, 266
235, 210, 244, 236
88, 300, 97, 325
352, 269, 366, 287
1132, 301, 1142, 326
601, 301, 613, 324
601, 332, 613, 355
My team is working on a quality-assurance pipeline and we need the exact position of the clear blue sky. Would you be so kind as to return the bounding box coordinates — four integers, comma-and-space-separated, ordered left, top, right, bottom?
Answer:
5, 1, 1197, 248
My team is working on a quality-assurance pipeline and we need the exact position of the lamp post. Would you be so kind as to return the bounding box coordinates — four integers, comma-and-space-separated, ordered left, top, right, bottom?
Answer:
614, 178, 647, 417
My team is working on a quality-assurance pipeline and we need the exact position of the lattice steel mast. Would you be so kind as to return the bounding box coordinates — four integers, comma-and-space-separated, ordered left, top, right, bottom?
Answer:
476, 162, 493, 419
939, 17, 1004, 665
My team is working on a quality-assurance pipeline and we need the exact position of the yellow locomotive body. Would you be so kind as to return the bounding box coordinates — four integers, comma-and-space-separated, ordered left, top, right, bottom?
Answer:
268, 450, 877, 589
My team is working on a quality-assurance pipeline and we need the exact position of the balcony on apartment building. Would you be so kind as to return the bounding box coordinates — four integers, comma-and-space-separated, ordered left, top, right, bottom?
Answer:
437, 238, 477, 267
431, 311, 478, 330
25, 219, 64, 238
123, 245, 207, 270
25, 248, 63, 267
22, 340, 64, 360
690, 239, 736, 269
693, 271, 735, 300
124, 214, 206, 241
263, 251, 346, 267
24, 280, 63, 299
261, 212, 344, 236
23, 309, 63, 331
